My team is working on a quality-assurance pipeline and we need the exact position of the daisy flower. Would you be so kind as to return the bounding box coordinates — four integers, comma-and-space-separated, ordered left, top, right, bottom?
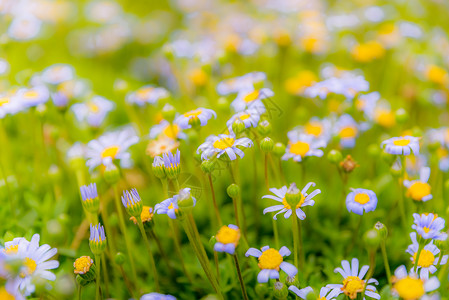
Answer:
245, 246, 297, 283
71, 96, 115, 127
146, 137, 180, 158
326, 258, 380, 300
155, 188, 196, 219
17, 85, 50, 108
73, 256, 94, 275
197, 134, 253, 161
8, 15, 42, 41
289, 286, 340, 300
216, 72, 266, 95
86, 126, 139, 169
130, 206, 154, 225
174, 108, 216, 129
346, 188, 378, 215
305, 73, 369, 99
355, 92, 380, 113
214, 224, 240, 255
140, 292, 176, 300
282, 133, 326, 162
263, 183, 321, 220
412, 213, 447, 241
0, 93, 23, 118
381, 136, 420, 155
231, 87, 274, 112
334, 114, 365, 148
391, 265, 439, 300
41, 64, 75, 85
226, 109, 261, 132
126, 85, 169, 106
404, 167, 432, 202
149, 120, 187, 140
406, 232, 448, 279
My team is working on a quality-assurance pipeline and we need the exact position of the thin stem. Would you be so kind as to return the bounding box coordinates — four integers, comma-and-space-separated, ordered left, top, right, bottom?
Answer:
437, 250, 445, 267
214, 251, 220, 283
95, 255, 101, 300
414, 241, 424, 273
292, 216, 299, 271
380, 241, 392, 285
233, 255, 249, 300
264, 153, 270, 191
298, 219, 304, 271
233, 196, 240, 228
169, 219, 193, 282
398, 156, 407, 227
272, 218, 280, 249
137, 218, 160, 292
78, 285, 82, 300
363, 250, 376, 294
208, 174, 222, 226
101, 253, 109, 298
112, 185, 138, 285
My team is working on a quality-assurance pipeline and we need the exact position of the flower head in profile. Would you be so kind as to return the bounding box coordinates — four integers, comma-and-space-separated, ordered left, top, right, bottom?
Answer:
162, 149, 181, 179
197, 134, 253, 161
126, 85, 169, 106
130, 206, 154, 225
73, 256, 94, 275
155, 188, 196, 219
17, 85, 49, 108
404, 167, 432, 202
86, 127, 139, 170
89, 223, 107, 255
245, 246, 297, 283
391, 265, 439, 300
412, 213, 447, 240
121, 189, 143, 218
346, 188, 377, 215
282, 133, 326, 162
263, 183, 321, 220
406, 232, 447, 280
175, 108, 216, 129
381, 136, 420, 155
80, 183, 100, 213
326, 258, 379, 300
214, 225, 240, 255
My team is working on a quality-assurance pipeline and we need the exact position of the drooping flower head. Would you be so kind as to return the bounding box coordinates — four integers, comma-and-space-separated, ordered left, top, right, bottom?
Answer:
326, 258, 379, 300
175, 108, 216, 129
412, 213, 447, 240
263, 183, 321, 220
391, 265, 439, 300
345, 188, 378, 215
404, 167, 432, 202
381, 136, 420, 155
214, 225, 240, 255
155, 188, 196, 219
245, 246, 297, 283
80, 183, 100, 213
197, 134, 253, 161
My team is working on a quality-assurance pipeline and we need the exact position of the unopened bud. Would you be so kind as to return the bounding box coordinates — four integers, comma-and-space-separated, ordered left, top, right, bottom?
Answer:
227, 184, 240, 198
260, 137, 274, 153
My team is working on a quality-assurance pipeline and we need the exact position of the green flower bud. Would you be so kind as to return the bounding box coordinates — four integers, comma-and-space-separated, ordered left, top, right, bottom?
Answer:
227, 183, 240, 198
209, 236, 217, 248
305, 289, 317, 300
363, 229, 381, 250
390, 162, 402, 178
381, 151, 395, 165
232, 119, 246, 135
162, 103, 176, 122
257, 120, 272, 136
260, 137, 274, 153
273, 282, 288, 299
374, 222, 388, 240
201, 160, 214, 174
255, 283, 269, 298
74, 256, 96, 282
177, 189, 196, 216
434, 238, 449, 251
114, 252, 126, 265
285, 276, 298, 286
285, 183, 301, 208
327, 149, 343, 164
273, 142, 286, 157
152, 156, 166, 179
395, 108, 409, 124
104, 163, 120, 185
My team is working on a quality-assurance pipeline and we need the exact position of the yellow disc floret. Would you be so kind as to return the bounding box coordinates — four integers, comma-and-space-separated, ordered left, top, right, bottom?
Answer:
213, 137, 235, 150
258, 248, 283, 270
407, 182, 431, 201
339, 127, 357, 139
305, 122, 323, 137
216, 226, 240, 245
354, 193, 370, 205
393, 276, 425, 300
393, 139, 410, 146
21, 257, 37, 277
289, 141, 310, 158
74, 256, 94, 275
101, 145, 120, 159
413, 249, 435, 268
243, 90, 260, 103
341, 276, 365, 299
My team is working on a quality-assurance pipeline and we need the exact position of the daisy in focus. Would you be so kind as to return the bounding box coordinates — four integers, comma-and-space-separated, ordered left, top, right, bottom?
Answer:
197, 134, 253, 161
326, 258, 380, 300
412, 213, 447, 241
346, 188, 378, 215
155, 188, 196, 219
381, 136, 420, 155
404, 167, 433, 202
263, 183, 321, 220
245, 245, 297, 283
174, 108, 216, 129
213, 224, 240, 255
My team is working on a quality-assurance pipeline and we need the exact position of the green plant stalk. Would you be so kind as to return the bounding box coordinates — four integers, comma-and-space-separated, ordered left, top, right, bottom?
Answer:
137, 217, 160, 292
169, 219, 193, 283
398, 156, 407, 227
272, 218, 280, 249
113, 185, 138, 285
363, 249, 376, 294
298, 219, 305, 270
214, 251, 220, 283
380, 241, 392, 285
414, 240, 424, 273
95, 255, 101, 300
101, 253, 110, 298
208, 174, 222, 226
233, 254, 249, 300
437, 250, 445, 266
292, 216, 300, 271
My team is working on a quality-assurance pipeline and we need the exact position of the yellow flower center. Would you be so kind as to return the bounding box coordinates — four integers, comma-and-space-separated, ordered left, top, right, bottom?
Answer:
407, 182, 431, 201
21, 257, 37, 277
184, 109, 202, 118
74, 256, 93, 274
243, 90, 260, 103
339, 126, 357, 138
413, 249, 435, 268
375, 109, 396, 128
289, 141, 310, 157
238, 113, 251, 121
216, 226, 240, 245
305, 122, 323, 137
423, 227, 430, 233
352, 41, 385, 62
136, 87, 154, 100
258, 248, 283, 270
188, 69, 208, 86
394, 277, 424, 300
341, 276, 365, 299
317, 297, 326, 300
282, 194, 306, 210
3, 245, 18, 254
0, 97, 10, 107
0, 287, 15, 300
168, 203, 178, 213
393, 139, 410, 146
87, 102, 100, 113
427, 65, 448, 85
101, 145, 120, 159
213, 137, 235, 150
354, 193, 370, 204
162, 124, 180, 139
24, 90, 39, 99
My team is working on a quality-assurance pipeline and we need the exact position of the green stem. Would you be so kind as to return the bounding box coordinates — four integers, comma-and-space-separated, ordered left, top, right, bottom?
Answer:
398, 156, 407, 227
414, 241, 424, 273
298, 219, 304, 270
264, 153, 270, 191
233, 196, 240, 228
233, 255, 249, 300
214, 251, 220, 283
292, 216, 299, 271
437, 250, 445, 267
137, 218, 160, 291
272, 218, 280, 249
380, 241, 392, 285
169, 219, 193, 282
78, 285, 82, 300
95, 255, 101, 300
208, 174, 222, 226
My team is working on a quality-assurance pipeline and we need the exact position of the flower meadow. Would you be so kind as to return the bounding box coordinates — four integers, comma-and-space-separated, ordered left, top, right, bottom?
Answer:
2, 0, 449, 299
